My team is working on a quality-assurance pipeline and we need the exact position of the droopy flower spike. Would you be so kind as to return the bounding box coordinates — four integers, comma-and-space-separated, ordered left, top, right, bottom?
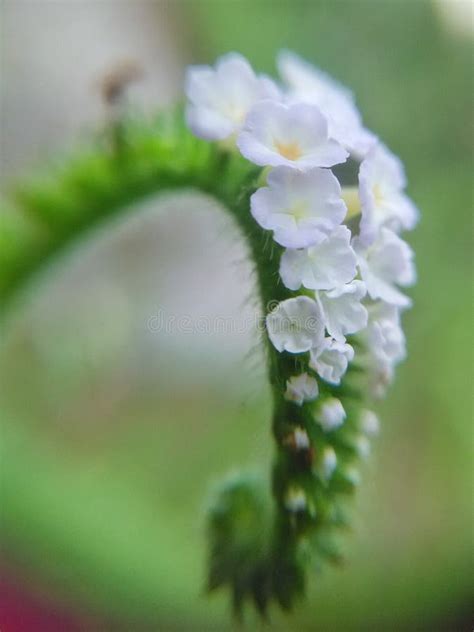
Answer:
0, 47, 419, 623
183, 50, 418, 616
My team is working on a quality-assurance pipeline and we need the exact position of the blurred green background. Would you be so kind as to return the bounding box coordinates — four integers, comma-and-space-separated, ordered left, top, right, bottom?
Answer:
1, 1, 472, 630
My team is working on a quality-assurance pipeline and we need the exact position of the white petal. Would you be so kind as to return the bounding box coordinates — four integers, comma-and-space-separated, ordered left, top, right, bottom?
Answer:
185, 53, 280, 141
185, 104, 234, 141
357, 300, 406, 396
185, 66, 219, 107
250, 166, 347, 248
278, 50, 355, 104
277, 50, 377, 157
278, 249, 308, 291
280, 225, 357, 291
316, 397, 346, 431
347, 126, 378, 159
317, 279, 368, 341
266, 296, 325, 353
309, 337, 354, 385
356, 228, 416, 307
237, 101, 348, 169
366, 301, 406, 364
358, 143, 419, 245
216, 53, 260, 97
285, 373, 319, 405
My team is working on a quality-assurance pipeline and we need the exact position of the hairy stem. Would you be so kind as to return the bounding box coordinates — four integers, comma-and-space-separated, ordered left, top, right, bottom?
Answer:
0, 110, 364, 616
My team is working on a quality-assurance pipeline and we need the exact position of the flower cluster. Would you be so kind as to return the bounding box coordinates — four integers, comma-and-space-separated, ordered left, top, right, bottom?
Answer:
186, 52, 417, 522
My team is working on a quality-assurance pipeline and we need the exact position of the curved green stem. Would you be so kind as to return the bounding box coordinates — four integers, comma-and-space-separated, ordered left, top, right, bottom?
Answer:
0, 109, 365, 617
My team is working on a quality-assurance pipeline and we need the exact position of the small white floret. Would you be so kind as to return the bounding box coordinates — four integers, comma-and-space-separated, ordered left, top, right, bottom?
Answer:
358, 301, 406, 398
237, 100, 348, 169
185, 52, 280, 141
280, 225, 357, 291
358, 143, 419, 245
285, 373, 319, 405
310, 337, 354, 385
364, 300, 406, 365
355, 228, 416, 307
317, 279, 368, 342
277, 50, 377, 157
316, 397, 346, 431
266, 296, 325, 354
250, 166, 347, 248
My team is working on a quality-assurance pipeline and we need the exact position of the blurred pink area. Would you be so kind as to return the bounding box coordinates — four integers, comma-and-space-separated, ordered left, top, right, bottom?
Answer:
0, 565, 103, 632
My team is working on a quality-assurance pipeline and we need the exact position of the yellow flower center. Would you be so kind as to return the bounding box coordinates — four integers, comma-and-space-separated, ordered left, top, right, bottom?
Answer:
372, 183, 384, 205
275, 140, 302, 161
290, 200, 309, 220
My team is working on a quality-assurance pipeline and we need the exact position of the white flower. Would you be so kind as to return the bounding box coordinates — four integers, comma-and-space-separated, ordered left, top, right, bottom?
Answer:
359, 409, 380, 436
363, 301, 406, 366
285, 372, 319, 405
321, 446, 337, 480
355, 228, 416, 307
237, 100, 348, 169
316, 397, 346, 431
358, 143, 419, 245
185, 52, 280, 141
277, 50, 377, 157
358, 301, 406, 398
250, 166, 347, 248
317, 279, 368, 342
280, 225, 357, 291
284, 487, 307, 512
310, 337, 354, 385
266, 296, 325, 353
